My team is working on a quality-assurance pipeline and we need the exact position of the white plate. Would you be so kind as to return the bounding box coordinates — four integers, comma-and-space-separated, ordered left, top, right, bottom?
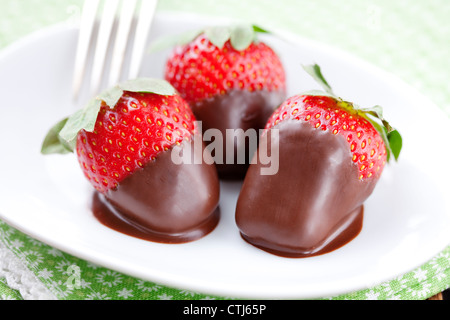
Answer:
1, 12, 449, 299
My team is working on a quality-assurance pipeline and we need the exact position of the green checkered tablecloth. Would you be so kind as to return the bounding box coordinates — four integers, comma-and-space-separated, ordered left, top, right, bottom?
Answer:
0, 0, 449, 300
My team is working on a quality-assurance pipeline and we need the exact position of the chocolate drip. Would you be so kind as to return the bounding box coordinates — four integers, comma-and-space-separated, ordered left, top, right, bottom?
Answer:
235, 120, 379, 257
92, 136, 221, 244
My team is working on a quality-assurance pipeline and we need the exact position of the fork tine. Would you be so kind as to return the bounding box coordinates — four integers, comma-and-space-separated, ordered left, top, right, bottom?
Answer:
73, 0, 158, 103
107, 0, 138, 88
128, 0, 158, 80
89, 0, 120, 97
72, 0, 100, 101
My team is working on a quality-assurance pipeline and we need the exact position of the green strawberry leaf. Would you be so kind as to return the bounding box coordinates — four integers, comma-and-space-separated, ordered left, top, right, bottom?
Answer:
299, 89, 337, 99
97, 85, 124, 108
41, 118, 71, 154
41, 78, 176, 155
302, 64, 335, 96
120, 78, 176, 96
358, 104, 402, 161
148, 24, 268, 53
58, 102, 98, 151
204, 26, 232, 49
387, 129, 402, 161
359, 105, 384, 120
365, 117, 393, 162
252, 25, 269, 33
230, 25, 257, 51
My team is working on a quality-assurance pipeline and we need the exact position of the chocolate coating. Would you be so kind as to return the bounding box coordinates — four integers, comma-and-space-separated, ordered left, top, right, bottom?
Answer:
235, 120, 379, 257
92, 136, 221, 243
192, 89, 286, 180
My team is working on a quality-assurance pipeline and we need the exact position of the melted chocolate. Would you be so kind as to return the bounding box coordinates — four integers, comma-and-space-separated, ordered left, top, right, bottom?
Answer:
192, 89, 286, 180
92, 136, 221, 244
235, 120, 379, 258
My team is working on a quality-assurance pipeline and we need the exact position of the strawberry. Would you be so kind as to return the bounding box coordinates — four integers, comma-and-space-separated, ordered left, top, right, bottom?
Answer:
265, 96, 388, 181
42, 79, 196, 193
276, 64, 401, 169
162, 25, 287, 179
75, 93, 195, 193
235, 64, 402, 257
41, 78, 220, 243
164, 26, 286, 104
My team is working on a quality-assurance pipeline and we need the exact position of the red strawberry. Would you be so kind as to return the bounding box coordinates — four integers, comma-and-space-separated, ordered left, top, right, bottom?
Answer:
74, 92, 195, 193
235, 64, 402, 258
265, 95, 388, 181
163, 25, 287, 179
165, 29, 286, 104
42, 79, 220, 243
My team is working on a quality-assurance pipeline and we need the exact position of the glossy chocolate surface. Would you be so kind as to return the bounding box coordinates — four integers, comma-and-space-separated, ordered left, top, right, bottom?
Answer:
235, 120, 379, 257
92, 136, 221, 244
192, 89, 286, 180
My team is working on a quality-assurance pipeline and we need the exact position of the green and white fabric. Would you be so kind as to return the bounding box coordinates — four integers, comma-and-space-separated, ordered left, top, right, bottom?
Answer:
0, 0, 449, 300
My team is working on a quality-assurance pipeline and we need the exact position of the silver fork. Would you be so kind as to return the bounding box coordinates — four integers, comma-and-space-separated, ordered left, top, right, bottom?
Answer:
72, 0, 158, 102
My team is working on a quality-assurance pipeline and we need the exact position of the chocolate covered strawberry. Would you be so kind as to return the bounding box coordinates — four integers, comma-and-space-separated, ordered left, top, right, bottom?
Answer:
235, 64, 402, 258
42, 79, 220, 243
164, 25, 287, 179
